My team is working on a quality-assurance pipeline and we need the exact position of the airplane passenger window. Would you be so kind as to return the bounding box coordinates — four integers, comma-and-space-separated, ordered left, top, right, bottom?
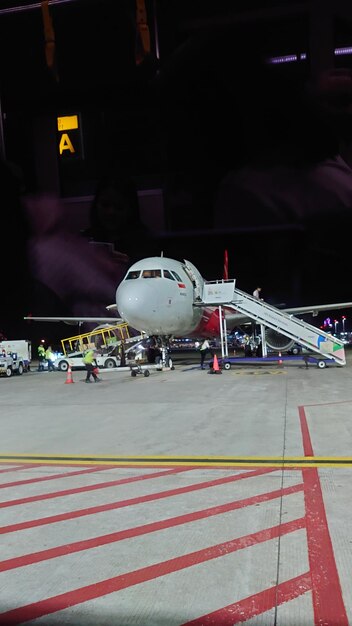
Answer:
163, 270, 175, 280
125, 270, 141, 279
171, 271, 182, 281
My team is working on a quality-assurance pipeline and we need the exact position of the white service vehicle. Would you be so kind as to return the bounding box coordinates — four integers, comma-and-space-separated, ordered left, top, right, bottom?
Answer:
0, 340, 31, 371
53, 348, 121, 372
0, 353, 26, 377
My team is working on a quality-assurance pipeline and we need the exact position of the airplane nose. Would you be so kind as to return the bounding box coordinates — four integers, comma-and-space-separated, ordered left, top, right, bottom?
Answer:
116, 280, 155, 328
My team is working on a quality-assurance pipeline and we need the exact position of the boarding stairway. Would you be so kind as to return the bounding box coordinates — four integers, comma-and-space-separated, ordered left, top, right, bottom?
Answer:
200, 280, 346, 365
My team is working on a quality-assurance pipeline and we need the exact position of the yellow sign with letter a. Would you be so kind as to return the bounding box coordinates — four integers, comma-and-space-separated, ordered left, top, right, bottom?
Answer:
57, 114, 83, 158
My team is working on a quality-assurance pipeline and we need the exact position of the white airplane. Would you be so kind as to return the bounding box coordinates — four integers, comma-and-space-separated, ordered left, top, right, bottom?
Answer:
26, 254, 352, 357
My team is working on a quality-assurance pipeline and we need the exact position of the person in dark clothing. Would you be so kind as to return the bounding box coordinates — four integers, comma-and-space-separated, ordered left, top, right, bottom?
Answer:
37, 344, 46, 371
147, 335, 161, 364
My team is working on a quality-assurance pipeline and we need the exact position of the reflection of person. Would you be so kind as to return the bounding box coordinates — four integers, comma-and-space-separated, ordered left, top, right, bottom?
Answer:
1, 159, 130, 331
214, 155, 352, 229
25, 194, 127, 320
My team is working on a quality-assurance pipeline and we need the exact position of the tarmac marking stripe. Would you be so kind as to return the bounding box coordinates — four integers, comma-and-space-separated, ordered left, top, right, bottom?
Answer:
1, 455, 352, 467
299, 404, 348, 624
0, 467, 276, 535
182, 572, 312, 624
303, 467, 348, 625
302, 400, 352, 407
0, 518, 305, 625
0, 484, 304, 572
0, 467, 195, 509
0, 465, 117, 490
298, 405, 314, 457
0, 464, 43, 474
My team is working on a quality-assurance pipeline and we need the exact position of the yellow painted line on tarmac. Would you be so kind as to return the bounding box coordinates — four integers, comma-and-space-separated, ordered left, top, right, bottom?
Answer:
0, 454, 352, 468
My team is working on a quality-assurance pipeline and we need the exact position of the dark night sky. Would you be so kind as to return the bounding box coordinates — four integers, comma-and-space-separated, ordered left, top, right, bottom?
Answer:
2, 0, 352, 338
0, 0, 349, 179
1, 0, 350, 195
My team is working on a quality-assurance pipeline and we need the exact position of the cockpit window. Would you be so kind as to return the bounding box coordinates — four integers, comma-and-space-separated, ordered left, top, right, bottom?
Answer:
125, 270, 141, 280
171, 271, 182, 281
142, 269, 162, 278
163, 270, 175, 280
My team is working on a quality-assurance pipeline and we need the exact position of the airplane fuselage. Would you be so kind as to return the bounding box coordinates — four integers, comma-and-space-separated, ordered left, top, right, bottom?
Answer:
115, 256, 219, 337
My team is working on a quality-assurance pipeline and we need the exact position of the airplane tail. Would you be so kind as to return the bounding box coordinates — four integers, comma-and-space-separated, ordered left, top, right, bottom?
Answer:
223, 249, 229, 280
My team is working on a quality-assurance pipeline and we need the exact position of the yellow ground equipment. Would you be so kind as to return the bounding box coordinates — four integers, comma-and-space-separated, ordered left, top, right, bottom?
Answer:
60, 323, 131, 356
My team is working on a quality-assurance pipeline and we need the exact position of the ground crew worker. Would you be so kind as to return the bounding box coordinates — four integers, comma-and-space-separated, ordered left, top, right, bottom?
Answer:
37, 344, 45, 371
45, 345, 55, 371
83, 348, 101, 383
199, 338, 211, 370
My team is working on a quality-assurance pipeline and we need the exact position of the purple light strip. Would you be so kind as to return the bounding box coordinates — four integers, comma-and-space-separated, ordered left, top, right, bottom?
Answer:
334, 47, 352, 56
270, 54, 298, 64
268, 46, 352, 64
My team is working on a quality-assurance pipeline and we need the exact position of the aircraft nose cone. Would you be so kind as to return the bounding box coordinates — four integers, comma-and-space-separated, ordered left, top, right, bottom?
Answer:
116, 280, 154, 329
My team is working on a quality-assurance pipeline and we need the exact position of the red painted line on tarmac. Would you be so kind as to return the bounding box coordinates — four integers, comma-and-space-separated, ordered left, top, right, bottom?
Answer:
182, 572, 312, 625
298, 405, 314, 457
301, 400, 352, 408
0, 464, 42, 474
0, 466, 195, 509
0, 467, 276, 534
0, 484, 304, 572
300, 404, 348, 624
303, 467, 348, 626
0, 465, 116, 490
0, 518, 304, 625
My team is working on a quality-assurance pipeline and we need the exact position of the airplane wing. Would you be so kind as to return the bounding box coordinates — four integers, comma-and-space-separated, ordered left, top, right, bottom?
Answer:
23, 316, 124, 324
25, 301, 352, 328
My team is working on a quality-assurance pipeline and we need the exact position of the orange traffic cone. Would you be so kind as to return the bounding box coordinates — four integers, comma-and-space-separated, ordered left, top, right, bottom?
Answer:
211, 354, 222, 375
65, 365, 74, 384
278, 351, 283, 365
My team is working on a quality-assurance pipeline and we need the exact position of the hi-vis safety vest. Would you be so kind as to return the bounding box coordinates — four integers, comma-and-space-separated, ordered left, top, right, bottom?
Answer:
38, 346, 45, 356
83, 350, 95, 365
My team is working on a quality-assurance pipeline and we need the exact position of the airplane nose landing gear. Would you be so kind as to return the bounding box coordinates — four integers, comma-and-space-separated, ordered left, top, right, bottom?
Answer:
153, 337, 175, 371
156, 345, 174, 370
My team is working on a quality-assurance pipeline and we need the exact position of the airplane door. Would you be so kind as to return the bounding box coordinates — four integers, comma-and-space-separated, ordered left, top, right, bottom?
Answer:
183, 260, 205, 301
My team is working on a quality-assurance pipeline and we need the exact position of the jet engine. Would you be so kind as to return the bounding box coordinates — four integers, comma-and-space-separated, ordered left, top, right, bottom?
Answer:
264, 328, 295, 352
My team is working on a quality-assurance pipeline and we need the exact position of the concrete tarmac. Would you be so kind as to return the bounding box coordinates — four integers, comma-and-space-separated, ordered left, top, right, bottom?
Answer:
0, 350, 351, 625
